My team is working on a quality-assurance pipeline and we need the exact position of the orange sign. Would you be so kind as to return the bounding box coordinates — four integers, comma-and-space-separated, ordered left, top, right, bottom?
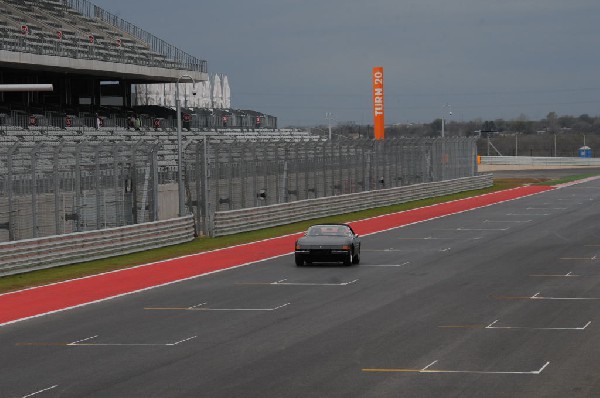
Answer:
372, 67, 384, 140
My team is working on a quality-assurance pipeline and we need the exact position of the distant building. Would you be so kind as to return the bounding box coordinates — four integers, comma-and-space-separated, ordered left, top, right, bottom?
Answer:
133, 74, 231, 109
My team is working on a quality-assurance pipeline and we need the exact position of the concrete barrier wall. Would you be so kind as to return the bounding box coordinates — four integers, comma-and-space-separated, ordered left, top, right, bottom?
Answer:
480, 156, 600, 166
212, 175, 493, 236
0, 216, 195, 276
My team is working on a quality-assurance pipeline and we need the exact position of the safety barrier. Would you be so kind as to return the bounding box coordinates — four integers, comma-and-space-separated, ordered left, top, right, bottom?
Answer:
212, 174, 493, 236
480, 156, 600, 166
0, 215, 195, 276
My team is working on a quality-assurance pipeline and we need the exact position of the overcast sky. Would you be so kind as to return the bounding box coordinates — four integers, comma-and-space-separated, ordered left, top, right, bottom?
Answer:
92, 0, 600, 126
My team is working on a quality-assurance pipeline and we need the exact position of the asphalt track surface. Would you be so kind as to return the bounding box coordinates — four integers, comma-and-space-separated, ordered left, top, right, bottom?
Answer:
3, 179, 600, 397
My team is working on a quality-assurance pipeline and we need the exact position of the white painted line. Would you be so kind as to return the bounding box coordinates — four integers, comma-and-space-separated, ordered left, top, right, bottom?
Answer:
361, 262, 410, 267
363, 249, 410, 252
458, 227, 508, 231
68, 335, 98, 345
71, 336, 198, 346
439, 248, 451, 252
187, 302, 207, 309
364, 361, 551, 375
506, 213, 550, 216
192, 303, 291, 311
270, 279, 359, 286
484, 220, 532, 223
421, 361, 550, 375
422, 360, 438, 371
168, 336, 198, 345
526, 207, 567, 210
397, 237, 451, 240
492, 291, 600, 300
436, 227, 509, 231
530, 272, 579, 277
485, 319, 591, 330
560, 255, 598, 261
533, 295, 600, 300
147, 303, 291, 311
21, 385, 58, 398
237, 279, 358, 286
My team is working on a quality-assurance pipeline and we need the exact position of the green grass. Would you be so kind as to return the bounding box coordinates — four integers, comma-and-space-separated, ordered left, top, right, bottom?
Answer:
535, 173, 599, 186
0, 175, 590, 294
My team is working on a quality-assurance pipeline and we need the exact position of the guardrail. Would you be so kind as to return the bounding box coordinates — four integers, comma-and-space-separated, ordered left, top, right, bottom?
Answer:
212, 175, 493, 236
0, 215, 195, 276
480, 156, 600, 166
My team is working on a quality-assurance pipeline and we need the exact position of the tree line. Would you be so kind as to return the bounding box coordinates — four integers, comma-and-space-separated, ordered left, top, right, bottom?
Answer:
320, 112, 600, 157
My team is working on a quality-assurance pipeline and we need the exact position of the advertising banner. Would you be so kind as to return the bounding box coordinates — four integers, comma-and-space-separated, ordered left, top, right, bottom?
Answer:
372, 67, 384, 140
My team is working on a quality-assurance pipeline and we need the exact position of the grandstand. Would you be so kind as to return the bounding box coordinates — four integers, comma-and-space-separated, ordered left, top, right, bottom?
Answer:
0, 0, 303, 170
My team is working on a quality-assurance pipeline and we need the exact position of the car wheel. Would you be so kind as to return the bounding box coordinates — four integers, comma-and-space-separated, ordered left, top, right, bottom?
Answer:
295, 255, 304, 266
352, 249, 360, 264
343, 250, 352, 266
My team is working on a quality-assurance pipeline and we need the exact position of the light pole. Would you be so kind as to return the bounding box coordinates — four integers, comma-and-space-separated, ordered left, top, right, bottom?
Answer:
325, 112, 334, 140
441, 104, 452, 137
176, 75, 196, 217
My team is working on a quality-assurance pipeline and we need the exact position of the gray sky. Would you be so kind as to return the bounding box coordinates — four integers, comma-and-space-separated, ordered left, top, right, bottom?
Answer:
93, 0, 600, 126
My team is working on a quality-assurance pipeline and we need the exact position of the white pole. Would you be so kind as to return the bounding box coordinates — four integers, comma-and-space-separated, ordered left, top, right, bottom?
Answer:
176, 75, 196, 217
176, 82, 184, 216
325, 112, 333, 140
0, 84, 53, 92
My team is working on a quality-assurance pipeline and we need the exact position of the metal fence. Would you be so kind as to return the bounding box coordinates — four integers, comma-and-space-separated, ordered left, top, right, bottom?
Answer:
0, 137, 478, 242
184, 137, 478, 236
0, 141, 160, 242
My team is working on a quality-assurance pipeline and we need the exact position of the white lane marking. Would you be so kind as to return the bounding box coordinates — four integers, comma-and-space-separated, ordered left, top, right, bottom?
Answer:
70, 336, 198, 346
363, 248, 410, 252
21, 385, 59, 398
422, 360, 438, 371
506, 213, 550, 216
270, 279, 359, 286
560, 255, 598, 260
361, 262, 410, 267
439, 248, 451, 252
192, 303, 291, 311
187, 302, 207, 309
68, 335, 98, 345
492, 291, 600, 300
147, 303, 291, 311
530, 271, 579, 277
421, 361, 550, 375
365, 361, 551, 375
487, 219, 533, 223
169, 336, 198, 345
435, 227, 509, 231
397, 236, 451, 240
485, 319, 591, 330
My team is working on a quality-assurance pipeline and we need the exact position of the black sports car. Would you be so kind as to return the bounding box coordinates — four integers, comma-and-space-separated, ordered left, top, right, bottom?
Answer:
294, 224, 361, 266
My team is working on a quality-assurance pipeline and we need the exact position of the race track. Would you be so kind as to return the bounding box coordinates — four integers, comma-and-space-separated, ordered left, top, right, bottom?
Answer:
3, 179, 600, 397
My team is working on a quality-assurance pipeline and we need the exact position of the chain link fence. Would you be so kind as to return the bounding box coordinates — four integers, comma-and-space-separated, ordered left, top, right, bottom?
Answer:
0, 137, 477, 242
184, 137, 478, 236
0, 141, 160, 242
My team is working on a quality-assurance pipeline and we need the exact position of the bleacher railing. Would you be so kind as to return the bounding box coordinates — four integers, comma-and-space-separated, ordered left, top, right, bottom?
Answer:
62, 0, 207, 73
0, 112, 279, 132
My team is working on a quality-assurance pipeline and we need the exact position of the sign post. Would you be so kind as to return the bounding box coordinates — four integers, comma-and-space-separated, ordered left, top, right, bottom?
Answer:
372, 67, 385, 140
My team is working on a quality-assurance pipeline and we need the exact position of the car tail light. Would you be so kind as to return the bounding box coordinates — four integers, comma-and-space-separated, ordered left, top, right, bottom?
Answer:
341, 245, 351, 250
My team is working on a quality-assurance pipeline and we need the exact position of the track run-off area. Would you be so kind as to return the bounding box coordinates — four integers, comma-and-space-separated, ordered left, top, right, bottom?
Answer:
3, 177, 600, 397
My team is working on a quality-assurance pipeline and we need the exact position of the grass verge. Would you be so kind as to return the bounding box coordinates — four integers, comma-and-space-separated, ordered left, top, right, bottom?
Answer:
0, 177, 571, 293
